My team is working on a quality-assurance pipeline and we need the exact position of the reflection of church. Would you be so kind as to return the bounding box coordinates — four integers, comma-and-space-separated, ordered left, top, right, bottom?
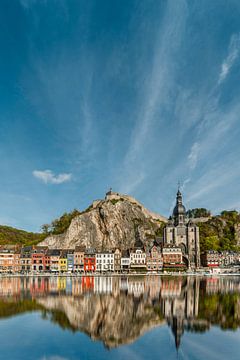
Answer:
161, 278, 201, 349
163, 189, 200, 269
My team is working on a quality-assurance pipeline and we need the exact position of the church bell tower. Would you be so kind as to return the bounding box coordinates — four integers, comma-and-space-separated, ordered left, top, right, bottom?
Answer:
173, 189, 186, 226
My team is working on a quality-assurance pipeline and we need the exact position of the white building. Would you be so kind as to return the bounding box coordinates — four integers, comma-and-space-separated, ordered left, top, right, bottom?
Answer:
130, 248, 146, 270
96, 251, 114, 272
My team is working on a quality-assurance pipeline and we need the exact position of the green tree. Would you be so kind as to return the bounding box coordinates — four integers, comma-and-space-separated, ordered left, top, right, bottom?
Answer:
41, 224, 51, 234
186, 208, 211, 218
204, 236, 219, 251
220, 210, 239, 221
45, 209, 81, 235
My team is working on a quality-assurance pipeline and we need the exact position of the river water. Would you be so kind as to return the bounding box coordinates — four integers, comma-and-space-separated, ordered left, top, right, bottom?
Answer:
0, 275, 239, 360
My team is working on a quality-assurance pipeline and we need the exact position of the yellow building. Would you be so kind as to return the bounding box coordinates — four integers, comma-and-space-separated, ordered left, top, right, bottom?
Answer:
59, 251, 68, 272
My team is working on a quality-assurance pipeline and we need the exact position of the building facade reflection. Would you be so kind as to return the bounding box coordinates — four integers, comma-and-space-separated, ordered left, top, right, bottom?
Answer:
0, 276, 239, 349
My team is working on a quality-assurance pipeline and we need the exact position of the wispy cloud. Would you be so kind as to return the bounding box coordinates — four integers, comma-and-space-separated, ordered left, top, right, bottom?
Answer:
119, 172, 146, 194
33, 170, 72, 184
119, 0, 188, 193
128, 1, 187, 161
218, 33, 240, 84
186, 151, 240, 204
188, 142, 200, 170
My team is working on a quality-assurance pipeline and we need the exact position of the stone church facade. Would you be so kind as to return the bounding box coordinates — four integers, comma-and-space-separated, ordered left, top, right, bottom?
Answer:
163, 189, 200, 269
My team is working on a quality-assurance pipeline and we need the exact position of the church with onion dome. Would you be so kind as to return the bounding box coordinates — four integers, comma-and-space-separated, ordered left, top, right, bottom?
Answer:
163, 189, 200, 269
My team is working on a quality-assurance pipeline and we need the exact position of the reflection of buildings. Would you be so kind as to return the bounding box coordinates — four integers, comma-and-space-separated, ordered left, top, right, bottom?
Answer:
1, 275, 240, 349
127, 278, 146, 297
145, 276, 162, 299
1, 275, 240, 301
161, 278, 200, 349
204, 277, 240, 294
94, 276, 112, 293
82, 276, 94, 292
30, 277, 49, 296
0, 277, 21, 298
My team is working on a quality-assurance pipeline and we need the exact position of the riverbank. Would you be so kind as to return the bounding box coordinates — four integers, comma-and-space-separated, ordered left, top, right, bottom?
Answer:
0, 271, 240, 277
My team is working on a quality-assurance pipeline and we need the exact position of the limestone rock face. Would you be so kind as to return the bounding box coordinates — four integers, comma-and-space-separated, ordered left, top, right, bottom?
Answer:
40, 193, 167, 250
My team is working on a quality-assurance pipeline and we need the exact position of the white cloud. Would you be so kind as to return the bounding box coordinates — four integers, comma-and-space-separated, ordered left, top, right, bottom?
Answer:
218, 33, 240, 84
188, 142, 200, 170
33, 170, 72, 184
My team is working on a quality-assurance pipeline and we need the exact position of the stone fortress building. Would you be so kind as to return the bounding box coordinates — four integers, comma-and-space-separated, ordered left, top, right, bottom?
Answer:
163, 188, 200, 269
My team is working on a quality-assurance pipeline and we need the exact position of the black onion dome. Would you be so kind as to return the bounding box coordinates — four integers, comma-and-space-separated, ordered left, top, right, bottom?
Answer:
173, 203, 186, 216
173, 189, 186, 217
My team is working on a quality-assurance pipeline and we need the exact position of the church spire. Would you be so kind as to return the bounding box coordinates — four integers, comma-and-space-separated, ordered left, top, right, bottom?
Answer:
173, 188, 186, 226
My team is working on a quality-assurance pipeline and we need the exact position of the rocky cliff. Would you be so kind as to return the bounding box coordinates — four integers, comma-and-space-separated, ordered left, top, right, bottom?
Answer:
40, 192, 167, 250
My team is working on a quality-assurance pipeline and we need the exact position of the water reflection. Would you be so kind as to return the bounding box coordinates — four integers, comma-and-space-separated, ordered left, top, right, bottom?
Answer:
0, 276, 240, 349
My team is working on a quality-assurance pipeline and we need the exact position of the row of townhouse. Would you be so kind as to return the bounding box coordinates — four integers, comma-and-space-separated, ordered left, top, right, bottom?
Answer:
0, 243, 189, 274
201, 250, 240, 268
0, 246, 83, 274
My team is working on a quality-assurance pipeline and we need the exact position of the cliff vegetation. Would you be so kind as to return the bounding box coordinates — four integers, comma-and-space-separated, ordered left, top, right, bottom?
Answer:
197, 210, 240, 252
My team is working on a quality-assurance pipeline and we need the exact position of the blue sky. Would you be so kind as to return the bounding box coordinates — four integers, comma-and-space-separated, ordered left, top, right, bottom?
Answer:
0, 0, 240, 231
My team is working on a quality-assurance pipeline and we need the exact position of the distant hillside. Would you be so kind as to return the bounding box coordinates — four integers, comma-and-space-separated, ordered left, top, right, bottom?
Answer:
0, 225, 45, 246
193, 210, 240, 252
